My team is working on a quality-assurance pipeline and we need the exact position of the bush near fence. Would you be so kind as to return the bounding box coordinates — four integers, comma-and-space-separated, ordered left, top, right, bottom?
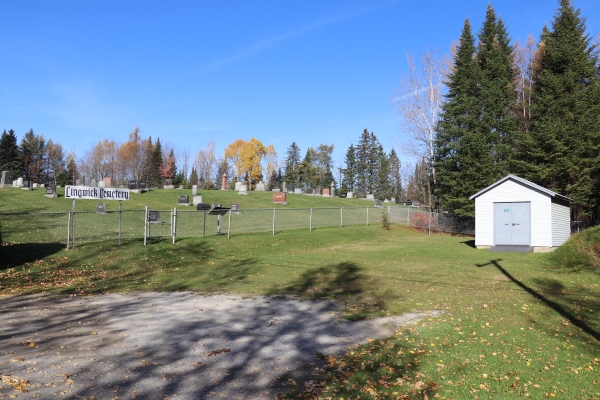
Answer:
0, 206, 475, 249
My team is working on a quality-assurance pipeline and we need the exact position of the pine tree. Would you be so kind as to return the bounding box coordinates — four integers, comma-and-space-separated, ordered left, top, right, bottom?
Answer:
20, 129, 46, 183
284, 142, 301, 184
189, 167, 199, 187
435, 19, 486, 217
355, 129, 372, 197
342, 144, 357, 192
375, 145, 391, 200
66, 157, 79, 185
388, 149, 402, 202
518, 0, 600, 220
477, 5, 517, 178
0, 129, 21, 180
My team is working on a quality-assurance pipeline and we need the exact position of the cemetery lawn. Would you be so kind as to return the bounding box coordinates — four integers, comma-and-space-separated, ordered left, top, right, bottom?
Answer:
1, 225, 599, 399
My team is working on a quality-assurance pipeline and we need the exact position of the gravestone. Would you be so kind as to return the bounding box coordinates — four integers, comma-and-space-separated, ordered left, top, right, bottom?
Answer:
287, 184, 295, 193
366, 194, 375, 201
164, 179, 174, 189
304, 188, 314, 195
196, 203, 211, 211
128, 180, 138, 190
40, 183, 45, 188
273, 192, 287, 205
221, 174, 228, 190
76, 179, 81, 186
33, 183, 39, 188
330, 182, 335, 197
96, 202, 108, 214
282, 182, 287, 192
272, 181, 280, 190
315, 186, 321, 197
340, 193, 347, 198
238, 184, 248, 195
255, 181, 266, 191
22, 180, 31, 190
375, 199, 383, 208
56, 185, 61, 188
192, 195, 203, 206
230, 203, 241, 214
91, 179, 97, 187
234, 181, 242, 191
178, 195, 189, 206
294, 188, 302, 195
103, 177, 112, 187
413, 201, 420, 207
13, 180, 17, 187
0, 171, 9, 188
390, 197, 395, 203
138, 182, 147, 191
45, 185, 57, 198
178, 185, 183, 189
192, 185, 198, 195
347, 191, 354, 199
17, 177, 23, 186
148, 210, 160, 223
322, 188, 330, 197
98, 180, 106, 188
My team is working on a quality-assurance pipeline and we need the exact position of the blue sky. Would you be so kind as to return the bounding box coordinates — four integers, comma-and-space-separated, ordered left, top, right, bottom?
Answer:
2, 0, 599, 172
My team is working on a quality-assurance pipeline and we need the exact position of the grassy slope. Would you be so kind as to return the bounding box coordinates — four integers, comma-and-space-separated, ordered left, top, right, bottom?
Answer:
0, 186, 392, 213
1, 188, 599, 398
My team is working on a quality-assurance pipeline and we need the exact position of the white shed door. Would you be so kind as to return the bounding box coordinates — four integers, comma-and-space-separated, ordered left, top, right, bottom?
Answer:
494, 202, 531, 245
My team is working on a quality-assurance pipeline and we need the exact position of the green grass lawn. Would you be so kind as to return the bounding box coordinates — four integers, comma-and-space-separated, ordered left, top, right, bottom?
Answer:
1, 222, 599, 399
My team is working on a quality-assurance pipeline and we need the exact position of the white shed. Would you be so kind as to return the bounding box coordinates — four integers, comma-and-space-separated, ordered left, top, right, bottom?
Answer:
469, 175, 571, 252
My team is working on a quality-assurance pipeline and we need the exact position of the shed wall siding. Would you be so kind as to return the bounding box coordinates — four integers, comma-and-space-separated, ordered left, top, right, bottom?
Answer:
474, 180, 551, 247
551, 201, 570, 246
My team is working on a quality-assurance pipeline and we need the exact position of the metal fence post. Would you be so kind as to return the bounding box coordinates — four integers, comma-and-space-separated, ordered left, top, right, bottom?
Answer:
272, 209, 275, 236
227, 209, 231, 239
118, 200, 122, 246
310, 208, 313, 231
66, 212, 71, 250
144, 206, 148, 246
407, 206, 410, 225
340, 207, 343, 228
172, 208, 177, 244
71, 200, 76, 248
428, 211, 431, 236
366, 207, 369, 226
203, 210, 206, 238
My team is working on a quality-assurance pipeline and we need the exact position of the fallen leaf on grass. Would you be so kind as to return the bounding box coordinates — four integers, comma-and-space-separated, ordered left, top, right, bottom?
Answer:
9, 358, 24, 362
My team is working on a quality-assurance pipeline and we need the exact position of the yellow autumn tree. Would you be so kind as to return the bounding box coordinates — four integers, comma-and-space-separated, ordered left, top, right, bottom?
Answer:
224, 138, 268, 189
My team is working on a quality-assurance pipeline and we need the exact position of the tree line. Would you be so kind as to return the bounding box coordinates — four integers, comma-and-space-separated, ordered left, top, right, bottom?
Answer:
395, 0, 600, 223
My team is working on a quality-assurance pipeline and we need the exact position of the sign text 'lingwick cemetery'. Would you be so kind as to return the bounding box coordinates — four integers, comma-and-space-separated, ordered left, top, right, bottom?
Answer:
65, 185, 130, 200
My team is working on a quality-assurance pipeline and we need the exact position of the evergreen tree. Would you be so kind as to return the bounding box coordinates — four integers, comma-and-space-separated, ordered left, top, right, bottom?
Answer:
152, 138, 163, 185
189, 167, 199, 187
66, 156, 78, 185
435, 19, 485, 216
388, 149, 402, 202
374, 145, 391, 200
284, 142, 301, 184
297, 149, 315, 187
20, 129, 46, 183
342, 144, 357, 192
0, 129, 21, 180
477, 5, 517, 178
517, 0, 600, 220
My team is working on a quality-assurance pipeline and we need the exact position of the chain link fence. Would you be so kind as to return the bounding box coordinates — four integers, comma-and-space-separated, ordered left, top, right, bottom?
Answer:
0, 206, 474, 249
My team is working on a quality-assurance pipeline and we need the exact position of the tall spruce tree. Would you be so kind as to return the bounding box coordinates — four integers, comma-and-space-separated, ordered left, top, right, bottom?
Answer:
388, 149, 402, 202
375, 145, 391, 200
518, 0, 600, 221
0, 129, 21, 180
20, 129, 46, 183
435, 19, 483, 216
284, 142, 301, 184
477, 5, 517, 178
342, 144, 357, 192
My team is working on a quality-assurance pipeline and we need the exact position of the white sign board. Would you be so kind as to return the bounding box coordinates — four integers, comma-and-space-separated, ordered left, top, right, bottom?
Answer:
65, 185, 130, 200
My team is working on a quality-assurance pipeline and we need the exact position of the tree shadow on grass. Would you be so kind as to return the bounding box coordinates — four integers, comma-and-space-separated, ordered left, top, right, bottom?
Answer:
0, 242, 65, 269
476, 258, 599, 342
461, 239, 476, 248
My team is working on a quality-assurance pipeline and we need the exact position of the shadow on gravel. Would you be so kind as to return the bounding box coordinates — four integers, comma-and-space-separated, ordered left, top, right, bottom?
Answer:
0, 242, 65, 269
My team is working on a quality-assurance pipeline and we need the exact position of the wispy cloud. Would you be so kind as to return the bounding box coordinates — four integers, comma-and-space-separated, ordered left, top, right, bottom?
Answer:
202, 2, 398, 71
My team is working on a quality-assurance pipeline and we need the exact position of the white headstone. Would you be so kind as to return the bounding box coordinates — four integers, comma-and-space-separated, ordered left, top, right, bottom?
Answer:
17, 177, 23, 186
192, 195, 203, 206
192, 185, 198, 195
33, 183, 39, 188
235, 181, 242, 191
91, 179, 97, 187
12, 180, 17, 187
366, 194, 375, 200
347, 191, 354, 199
40, 184, 45, 188
98, 180, 106, 188
238, 184, 248, 195
255, 181, 266, 191
294, 188, 302, 195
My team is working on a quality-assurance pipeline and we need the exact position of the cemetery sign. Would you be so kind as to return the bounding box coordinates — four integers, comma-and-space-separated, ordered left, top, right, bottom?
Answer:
65, 185, 130, 200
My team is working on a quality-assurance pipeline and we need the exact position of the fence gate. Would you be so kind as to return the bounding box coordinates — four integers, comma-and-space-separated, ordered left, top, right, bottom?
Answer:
144, 207, 174, 245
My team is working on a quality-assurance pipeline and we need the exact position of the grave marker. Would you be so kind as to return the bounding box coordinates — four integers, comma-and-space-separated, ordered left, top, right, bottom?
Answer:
22, 180, 31, 190
45, 185, 57, 198
178, 195, 189, 206
96, 202, 108, 214
273, 192, 287, 205
230, 203, 241, 214
0, 171, 9, 188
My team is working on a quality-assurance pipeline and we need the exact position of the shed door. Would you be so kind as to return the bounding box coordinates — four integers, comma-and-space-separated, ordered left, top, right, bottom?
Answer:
494, 202, 531, 245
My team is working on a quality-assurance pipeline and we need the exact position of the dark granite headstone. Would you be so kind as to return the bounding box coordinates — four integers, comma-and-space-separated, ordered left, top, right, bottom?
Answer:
196, 203, 211, 211
148, 210, 160, 222
165, 179, 173, 186
22, 180, 30, 188
178, 195, 189, 205
375, 199, 383, 208
287, 184, 294, 193
139, 182, 147, 190
46, 185, 54, 195
96, 202, 107, 214
128, 180, 138, 190
304, 188, 314, 195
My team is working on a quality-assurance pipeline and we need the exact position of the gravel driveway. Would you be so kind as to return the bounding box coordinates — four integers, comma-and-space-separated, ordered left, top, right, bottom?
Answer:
0, 292, 439, 399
